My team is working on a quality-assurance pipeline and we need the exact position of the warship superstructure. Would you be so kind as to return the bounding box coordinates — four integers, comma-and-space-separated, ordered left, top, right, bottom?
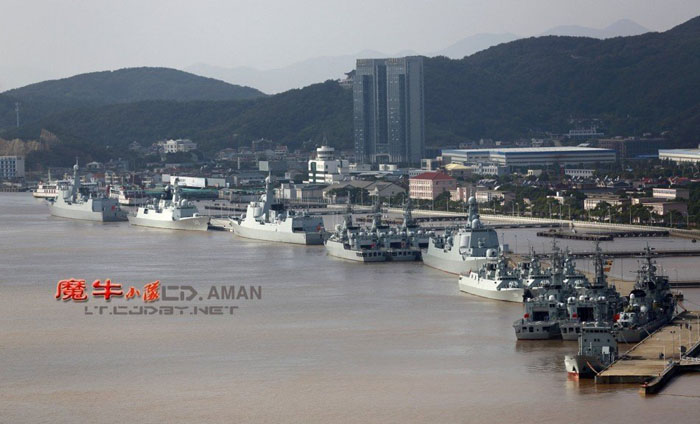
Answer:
324, 199, 385, 262
128, 179, 210, 231
422, 196, 499, 274
459, 255, 525, 302
48, 161, 127, 222
230, 175, 325, 245
564, 323, 618, 378
613, 245, 676, 343
559, 245, 625, 340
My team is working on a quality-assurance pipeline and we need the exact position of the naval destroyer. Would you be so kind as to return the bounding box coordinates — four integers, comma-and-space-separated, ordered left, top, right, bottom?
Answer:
613, 245, 676, 343
48, 161, 127, 222
458, 255, 525, 302
325, 199, 386, 262
230, 175, 325, 245
128, 179, 210, 231
422, 196, 500, 274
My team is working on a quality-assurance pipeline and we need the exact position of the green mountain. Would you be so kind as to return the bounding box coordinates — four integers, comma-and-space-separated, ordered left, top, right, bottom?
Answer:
0, 67, 265, 128
424, 15, 700, 144
4, 15, 700, 167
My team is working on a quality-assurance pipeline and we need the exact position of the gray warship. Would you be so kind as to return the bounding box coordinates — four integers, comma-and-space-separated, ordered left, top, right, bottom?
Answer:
513, 245, 573, 339
324, 199, 386, 262
128, 179, 210, 231
371, 200, 425, 261
613, 245, 677, 343
559, 244, 625, 340
48, 161, 127, 222
564, 323, 618, 378
422, 196, 500, 274
231, 174, 325, 245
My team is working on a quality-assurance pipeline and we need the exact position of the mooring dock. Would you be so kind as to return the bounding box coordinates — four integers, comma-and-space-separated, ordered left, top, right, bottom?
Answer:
595, 311, 700, 393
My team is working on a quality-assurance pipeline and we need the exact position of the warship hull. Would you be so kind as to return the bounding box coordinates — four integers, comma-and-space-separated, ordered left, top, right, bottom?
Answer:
384, 248, 421, 261
49, 203, 126, 222
231, 222, 324, 245
458, 277, 524, 302
513, 320, 561, 340
422, 249, 491, 275
615, 319, 668, 343
324, 240, 386, 262
128, 215, 210, 231
564, 354, 606, 378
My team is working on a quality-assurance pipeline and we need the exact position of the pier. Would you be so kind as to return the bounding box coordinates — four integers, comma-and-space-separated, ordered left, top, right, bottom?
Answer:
595, 311, 700, 394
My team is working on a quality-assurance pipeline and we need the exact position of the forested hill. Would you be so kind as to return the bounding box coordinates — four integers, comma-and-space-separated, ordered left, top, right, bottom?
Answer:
424, 15, 700, 144
0, 67, 265, 128
4, 15, 700, 166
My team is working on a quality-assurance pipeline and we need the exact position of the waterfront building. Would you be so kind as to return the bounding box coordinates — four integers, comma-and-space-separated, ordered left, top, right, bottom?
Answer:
583, 195, 627, 211
353, 56, 425, 164
0, 155, 25, 179
409, 172, 456, 200
441, 147, 616, 167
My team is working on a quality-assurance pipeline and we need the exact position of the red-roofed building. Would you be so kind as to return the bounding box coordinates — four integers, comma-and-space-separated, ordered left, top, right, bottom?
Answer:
409, 172, 457, 200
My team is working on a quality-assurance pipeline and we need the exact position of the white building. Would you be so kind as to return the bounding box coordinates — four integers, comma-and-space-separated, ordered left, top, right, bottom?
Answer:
652, 187, 690, 200
442, 147, 616, 167
564, 169, 595, 178
0, 155, 25, 179
162, 138, 197, 153
659, 148, 700, 164
306, 146, 349, 184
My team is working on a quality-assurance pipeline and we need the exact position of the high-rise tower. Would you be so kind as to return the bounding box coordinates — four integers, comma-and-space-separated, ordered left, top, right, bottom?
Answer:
353, 56, 424, 164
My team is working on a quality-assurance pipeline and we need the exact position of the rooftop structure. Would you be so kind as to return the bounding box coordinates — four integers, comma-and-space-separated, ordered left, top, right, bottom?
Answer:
659, 148, 700, 164
442, 147, 616, 167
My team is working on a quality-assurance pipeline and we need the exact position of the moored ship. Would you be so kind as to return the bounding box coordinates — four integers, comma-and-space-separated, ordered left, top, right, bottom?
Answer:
230, 175, 324, 245
564, 323, 618, 378
459, 255, 524, 302
422, 196, 500, 274
613, 245, 677, 343
128, 179, 210, 231
48, 161, 127, 222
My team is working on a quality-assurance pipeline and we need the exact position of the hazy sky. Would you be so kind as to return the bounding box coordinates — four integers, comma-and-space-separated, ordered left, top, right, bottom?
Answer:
1, 0, 699, 90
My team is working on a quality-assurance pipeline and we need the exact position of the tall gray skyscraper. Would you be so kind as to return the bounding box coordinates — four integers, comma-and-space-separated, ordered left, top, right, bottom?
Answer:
353, 56, 425, 164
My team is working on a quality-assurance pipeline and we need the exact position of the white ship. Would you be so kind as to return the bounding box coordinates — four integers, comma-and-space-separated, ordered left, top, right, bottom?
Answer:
128, 179, 209, 231
48, 161, 127, 222
458, 255, 524, 302
422, 196, 500, 274
230, 175, 324, 245
32, 169, 69, 199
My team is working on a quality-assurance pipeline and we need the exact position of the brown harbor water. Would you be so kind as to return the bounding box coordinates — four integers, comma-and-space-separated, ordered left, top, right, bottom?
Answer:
1, 193, 699, 423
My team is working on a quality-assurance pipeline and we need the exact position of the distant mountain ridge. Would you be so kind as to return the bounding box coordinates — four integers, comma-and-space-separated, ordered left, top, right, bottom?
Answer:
186, 19, 651, 93
4, 15, 700, 169
0, 67, 265, 129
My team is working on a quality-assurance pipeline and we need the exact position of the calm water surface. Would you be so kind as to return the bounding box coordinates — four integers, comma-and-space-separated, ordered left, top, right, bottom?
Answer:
1, 193, 698, 423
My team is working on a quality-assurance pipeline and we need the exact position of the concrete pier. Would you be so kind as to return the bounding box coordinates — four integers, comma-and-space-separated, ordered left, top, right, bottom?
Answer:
595, 311, 700, 393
